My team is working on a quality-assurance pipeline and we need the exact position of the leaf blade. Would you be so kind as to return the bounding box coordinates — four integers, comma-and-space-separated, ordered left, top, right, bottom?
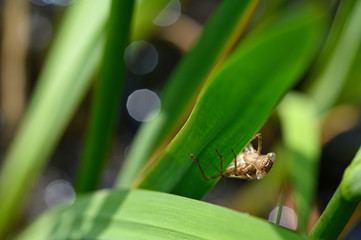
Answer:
136, 5, 326, 199
17, 189, 307, 240
341, 146, 361, 201
0, 1, 110, 235
308, 0, 361, 112
278, 92, 321, 232
116, 0, 260, 188
75, 0, 135, 193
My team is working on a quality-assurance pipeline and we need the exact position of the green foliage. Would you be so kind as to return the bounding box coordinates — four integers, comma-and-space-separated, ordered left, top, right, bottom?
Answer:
278, 93, 320, 232
310, 187, 359, 240
309, 149, 361, 240
308, 0, 361, 112
75, 0, 134, 193
341, 147, 361, 201
0, 0, 168, 235
0, 0, 360, 239
0, 0, 110, 235
117, 0, 259, 188
136, 5, 325, 199
16, 189, 307, 240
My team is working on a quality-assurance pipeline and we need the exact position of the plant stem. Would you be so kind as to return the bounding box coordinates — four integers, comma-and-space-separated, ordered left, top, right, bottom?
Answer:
276, 183, 286, 225
309, 186, 358, 240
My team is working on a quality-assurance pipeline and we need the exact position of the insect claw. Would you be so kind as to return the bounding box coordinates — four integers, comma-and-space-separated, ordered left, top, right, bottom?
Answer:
231, 149, 237, 158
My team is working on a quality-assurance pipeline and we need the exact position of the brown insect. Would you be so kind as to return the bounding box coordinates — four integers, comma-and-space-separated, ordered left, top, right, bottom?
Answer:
190, 133, 275, 180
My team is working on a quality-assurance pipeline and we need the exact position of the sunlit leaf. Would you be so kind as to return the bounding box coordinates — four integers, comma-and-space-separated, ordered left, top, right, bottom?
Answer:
75, 0, 134, 193
0, 1, 110, 235
116, 0, 259, 188
136, 5, 326, 199
17, 189, 306, 240
278, 92, 320, 232
308, 0, 361, 112
341, 147, 361, 201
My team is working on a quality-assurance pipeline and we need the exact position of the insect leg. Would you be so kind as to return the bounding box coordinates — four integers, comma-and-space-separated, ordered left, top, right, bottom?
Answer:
241, 164, 256, 180
190, 154, 215, 181
231, 149, 237, 175
216, 149, 224, 174
250, 133, 262, 154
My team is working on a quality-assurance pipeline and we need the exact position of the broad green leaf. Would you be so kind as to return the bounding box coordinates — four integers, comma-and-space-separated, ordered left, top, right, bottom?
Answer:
116, 0, 259, 188
278, 92, 320, 232
75, 0, 134, 193
17, 189, 306, 240
308, 0, 361, 112
136, 5, 326, 199
341, 147, 361, 201
0, 1, 110, 236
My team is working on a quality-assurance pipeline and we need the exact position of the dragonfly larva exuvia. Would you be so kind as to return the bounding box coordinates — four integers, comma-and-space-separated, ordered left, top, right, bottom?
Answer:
190, 133, 276, 180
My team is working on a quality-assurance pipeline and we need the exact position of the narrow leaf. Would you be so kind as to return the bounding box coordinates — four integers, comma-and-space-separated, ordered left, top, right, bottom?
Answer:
0, 0, 182, 236
136, 5, 326, 199
278, 92, 320, 232
341, 146, 361, 201
310, 148, 361, 239
131, 0, 170, 40
0, 1, 110, 236
17, 189, 306, 240
75, 0, 135, 193
308, 0, 361, 112
309, 186, 359, 240
116, 0, 260, 188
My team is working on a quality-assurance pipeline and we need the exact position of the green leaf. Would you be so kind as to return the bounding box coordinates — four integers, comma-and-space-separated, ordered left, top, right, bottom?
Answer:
0, 1, 110, 236
341, 147, 361, 201
136, 5, 326, 199
75, 0, 135, 193
308, 0, 361, 112
131, 0, 170, 40
116, 0, 259, 188
16, 189, 306, 240
337, 44, 361, 106
278, 92, 320, 232
0, 0, 171, 234
309, 186, 359, 240
310, 148, 361, 239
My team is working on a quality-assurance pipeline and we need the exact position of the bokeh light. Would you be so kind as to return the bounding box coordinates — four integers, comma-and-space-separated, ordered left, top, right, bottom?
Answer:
124, 41, 158, 75
126, 89, 161, 122
268, 206, 298, 230
44, 180, 76, 208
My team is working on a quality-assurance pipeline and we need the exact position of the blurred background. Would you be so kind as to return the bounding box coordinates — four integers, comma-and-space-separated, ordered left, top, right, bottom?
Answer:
0, 0, 360, 237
